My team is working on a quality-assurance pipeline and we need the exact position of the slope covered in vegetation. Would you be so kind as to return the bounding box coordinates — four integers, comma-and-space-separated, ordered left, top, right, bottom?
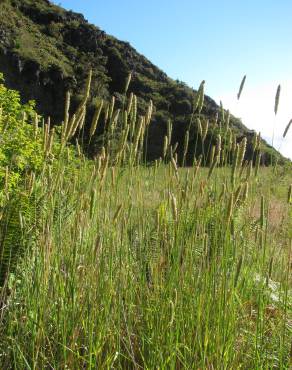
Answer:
0, 0, 285, 163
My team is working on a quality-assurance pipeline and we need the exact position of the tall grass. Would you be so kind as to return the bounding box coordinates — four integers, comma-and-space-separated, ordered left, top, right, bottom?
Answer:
0, 74, 291, 369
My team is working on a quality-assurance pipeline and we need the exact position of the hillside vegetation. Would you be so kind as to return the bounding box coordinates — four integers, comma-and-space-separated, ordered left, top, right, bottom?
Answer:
0, 0, 285, 163
0, 71, 291, 368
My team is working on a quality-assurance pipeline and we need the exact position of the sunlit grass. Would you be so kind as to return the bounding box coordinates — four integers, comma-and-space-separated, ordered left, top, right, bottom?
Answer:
0, 73, 291, 369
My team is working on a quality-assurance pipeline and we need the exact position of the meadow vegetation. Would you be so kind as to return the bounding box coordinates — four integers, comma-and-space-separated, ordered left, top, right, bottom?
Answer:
0, 72, 291, 369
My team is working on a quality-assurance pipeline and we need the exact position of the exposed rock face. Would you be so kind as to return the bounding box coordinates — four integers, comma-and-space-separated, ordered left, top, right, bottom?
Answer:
0, 0, 285, 163
0, 50, 69, 121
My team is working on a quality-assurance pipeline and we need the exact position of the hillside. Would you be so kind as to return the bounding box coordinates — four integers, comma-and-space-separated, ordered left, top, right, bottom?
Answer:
0, 0, 284, 163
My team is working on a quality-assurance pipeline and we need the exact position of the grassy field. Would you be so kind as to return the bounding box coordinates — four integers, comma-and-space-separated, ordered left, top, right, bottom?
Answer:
0, 74, 291, 369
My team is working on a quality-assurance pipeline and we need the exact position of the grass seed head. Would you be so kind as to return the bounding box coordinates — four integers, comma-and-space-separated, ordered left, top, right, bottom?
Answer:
109, 96, 115, 120
242, 181, 250, 204
209, 145, 216, 166
237, 75, 246, 100
283, 119, 292, 138
127, 92, 134, 113
238, 137, 247, 167
170, 155, 179, 181
216, 134, 222, 157
183, 130, 189, 157
124, 73, 132, 94
34, 113, 39, 138
197, 118, 202, 137
46, 127, 55, 156
90, 100, 104, 138
194, 80, 205, 113
64, 91, 71, 128
172, 142, 178, 153
214, 112, 218, 125
220, 101, 225, 123
85, 69, 92, 99
274, 84, 281, 115
231, 144, 239, 186
202, 119, 209, 141
163, 136, 168, 159
167, 120, 172, 141
193, 155, 202, 180
146, 99, 153, 126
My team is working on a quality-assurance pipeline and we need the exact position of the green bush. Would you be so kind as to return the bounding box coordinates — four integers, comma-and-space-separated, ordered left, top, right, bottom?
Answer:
0, 73, 46, 202
0, 74, 78, 286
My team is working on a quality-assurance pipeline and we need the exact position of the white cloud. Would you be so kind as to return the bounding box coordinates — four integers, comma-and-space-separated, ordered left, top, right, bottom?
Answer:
215, 80, 292, 160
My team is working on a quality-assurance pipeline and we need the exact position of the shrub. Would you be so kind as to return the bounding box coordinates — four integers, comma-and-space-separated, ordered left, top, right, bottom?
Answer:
0, 73, 45, 202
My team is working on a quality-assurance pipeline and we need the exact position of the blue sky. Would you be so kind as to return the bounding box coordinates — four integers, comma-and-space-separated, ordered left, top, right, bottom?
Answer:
55, 0, 292, 159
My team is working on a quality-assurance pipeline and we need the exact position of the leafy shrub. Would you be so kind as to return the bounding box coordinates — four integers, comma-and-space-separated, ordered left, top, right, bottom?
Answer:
0, 73, 45, 202
0, 73, 77, 286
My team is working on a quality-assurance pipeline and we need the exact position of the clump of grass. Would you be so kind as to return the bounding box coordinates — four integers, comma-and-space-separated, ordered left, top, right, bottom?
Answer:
0, 75, 291, 369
